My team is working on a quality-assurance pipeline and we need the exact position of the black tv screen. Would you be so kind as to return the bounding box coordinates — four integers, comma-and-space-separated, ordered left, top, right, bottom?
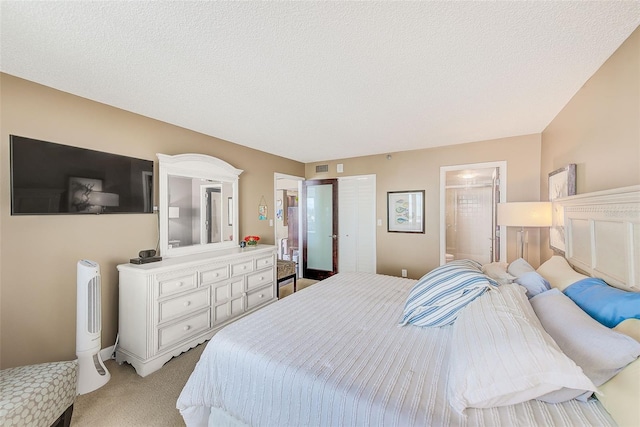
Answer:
10, 135, 154, 215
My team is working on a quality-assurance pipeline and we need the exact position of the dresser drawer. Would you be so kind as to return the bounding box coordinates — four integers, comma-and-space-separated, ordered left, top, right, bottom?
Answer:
213, 296, 244, 325
158, 288, 210, 323
157, 274, 197, 297
200, 265, 229, 285
158, 310, 210, 351
231, 259, 253, 277
246, 285, 274, 310
213, 278, 244, 303
247, 269, 274, 291
255, 254, 275, 270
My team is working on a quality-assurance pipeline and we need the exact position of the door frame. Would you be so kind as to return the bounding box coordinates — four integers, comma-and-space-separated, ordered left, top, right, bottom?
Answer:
439, 161, 507, 265
302, 179, 339, 280
273, 173, 304, 262
200, 184, 222, 245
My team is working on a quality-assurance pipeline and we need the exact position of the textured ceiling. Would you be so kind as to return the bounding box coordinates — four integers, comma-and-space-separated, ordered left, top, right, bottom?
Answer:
1, 2, 639, 163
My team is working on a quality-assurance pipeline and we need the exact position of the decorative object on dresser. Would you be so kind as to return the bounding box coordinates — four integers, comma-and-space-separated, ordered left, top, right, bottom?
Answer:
130, 249, 162, 264
243, 235, 260, 246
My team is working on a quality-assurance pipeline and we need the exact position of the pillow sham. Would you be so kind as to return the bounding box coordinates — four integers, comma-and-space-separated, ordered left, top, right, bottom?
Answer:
598, 320, 640, 427
399, 260, 497, 328
564, 278, 640, 328
515, 271, 551, 298
536, 256, 588, 291
507, 258, 535, 278
597, 358, 640, 427
481, 262, 516, 285
448, 284, 596, 413
613, 318, 640, 342
530, 289, 640, 386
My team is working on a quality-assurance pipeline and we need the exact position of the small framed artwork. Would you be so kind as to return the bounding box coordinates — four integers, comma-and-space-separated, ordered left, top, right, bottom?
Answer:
258, 196, 268, 221
387, 190, 425, 233
548, 164, 576, 254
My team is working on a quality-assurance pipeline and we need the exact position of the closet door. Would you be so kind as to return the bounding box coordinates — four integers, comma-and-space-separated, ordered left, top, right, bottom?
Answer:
338, 175, 376, 273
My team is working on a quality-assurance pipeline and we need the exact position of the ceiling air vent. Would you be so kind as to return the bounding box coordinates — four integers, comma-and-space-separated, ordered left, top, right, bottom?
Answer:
316, 164, 329, 173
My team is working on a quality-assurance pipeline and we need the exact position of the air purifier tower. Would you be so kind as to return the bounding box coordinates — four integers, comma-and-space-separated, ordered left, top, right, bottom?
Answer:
76, 259, 111, 394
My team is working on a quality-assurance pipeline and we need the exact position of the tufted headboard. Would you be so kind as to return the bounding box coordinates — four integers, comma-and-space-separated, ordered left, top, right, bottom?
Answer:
554, 185, 640, 293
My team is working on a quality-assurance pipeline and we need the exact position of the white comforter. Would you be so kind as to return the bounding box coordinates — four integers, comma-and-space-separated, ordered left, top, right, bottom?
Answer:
177, 272, 615, 427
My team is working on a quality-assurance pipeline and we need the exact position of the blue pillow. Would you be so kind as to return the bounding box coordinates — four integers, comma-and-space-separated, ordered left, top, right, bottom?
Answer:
399, 260, 498, 327
515, 272, 551, 299
563, 278, 640, 328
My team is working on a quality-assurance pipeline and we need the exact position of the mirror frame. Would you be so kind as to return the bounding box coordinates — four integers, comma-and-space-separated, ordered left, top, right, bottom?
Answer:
158, 153, 243, 258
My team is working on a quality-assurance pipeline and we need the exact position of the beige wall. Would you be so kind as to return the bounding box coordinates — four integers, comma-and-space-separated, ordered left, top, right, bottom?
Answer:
1, 26, 636, 369
0, 74, 304, 368
540, 27, 640, 259
306, 133, 543, 279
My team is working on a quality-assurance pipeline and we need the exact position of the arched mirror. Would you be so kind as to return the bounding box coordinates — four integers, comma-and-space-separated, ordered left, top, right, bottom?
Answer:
158, 153, 242, 258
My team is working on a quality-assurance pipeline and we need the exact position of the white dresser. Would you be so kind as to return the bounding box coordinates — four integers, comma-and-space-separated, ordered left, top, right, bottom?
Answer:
116, 245, 277, 377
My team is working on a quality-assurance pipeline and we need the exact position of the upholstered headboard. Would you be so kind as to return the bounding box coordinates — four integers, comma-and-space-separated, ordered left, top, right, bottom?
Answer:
554, 185, 640, 292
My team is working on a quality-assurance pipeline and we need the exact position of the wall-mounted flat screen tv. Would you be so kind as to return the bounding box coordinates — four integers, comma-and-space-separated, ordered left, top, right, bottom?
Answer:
10, 135, 154, 215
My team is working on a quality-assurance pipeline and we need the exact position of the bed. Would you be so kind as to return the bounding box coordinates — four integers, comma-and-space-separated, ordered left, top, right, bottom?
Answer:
177, 185, 640, 427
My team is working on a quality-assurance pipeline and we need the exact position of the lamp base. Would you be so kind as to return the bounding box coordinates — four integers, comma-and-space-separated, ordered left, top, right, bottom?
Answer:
516, 228, 529, 261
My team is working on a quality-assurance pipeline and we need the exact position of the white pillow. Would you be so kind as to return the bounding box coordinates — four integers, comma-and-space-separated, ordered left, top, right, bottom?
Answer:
482, 262, 516, 285
507, 258, 535, 278
530, 289, 640, 386
448, 284, 596, 413
537, 256, 588, 291
515, 271, 551, 298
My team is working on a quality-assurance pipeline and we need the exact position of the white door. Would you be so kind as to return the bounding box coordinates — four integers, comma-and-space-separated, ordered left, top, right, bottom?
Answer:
338, 175, 376, 273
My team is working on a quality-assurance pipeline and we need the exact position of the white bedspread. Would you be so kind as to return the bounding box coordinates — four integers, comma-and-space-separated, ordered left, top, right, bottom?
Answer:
177, 272, 615, 427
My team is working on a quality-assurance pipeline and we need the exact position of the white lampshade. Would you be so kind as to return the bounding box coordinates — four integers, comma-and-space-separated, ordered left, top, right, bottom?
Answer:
497, 202, 552, 227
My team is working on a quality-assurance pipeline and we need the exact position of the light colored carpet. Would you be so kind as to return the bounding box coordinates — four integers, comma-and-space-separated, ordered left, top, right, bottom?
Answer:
71, 278, 318, 426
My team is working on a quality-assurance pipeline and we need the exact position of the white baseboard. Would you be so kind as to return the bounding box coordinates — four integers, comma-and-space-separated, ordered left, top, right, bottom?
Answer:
100, 345, 115, 361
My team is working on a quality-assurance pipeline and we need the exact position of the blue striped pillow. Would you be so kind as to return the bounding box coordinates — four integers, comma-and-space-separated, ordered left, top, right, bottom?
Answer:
399, 260, 498, 327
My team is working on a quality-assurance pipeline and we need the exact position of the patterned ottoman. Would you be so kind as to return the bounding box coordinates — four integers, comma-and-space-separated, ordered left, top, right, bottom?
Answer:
0, 360, 78, 427
277, 259, 297, 298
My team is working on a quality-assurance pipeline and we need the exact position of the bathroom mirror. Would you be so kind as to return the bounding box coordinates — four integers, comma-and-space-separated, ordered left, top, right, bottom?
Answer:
158, 153, 242, 258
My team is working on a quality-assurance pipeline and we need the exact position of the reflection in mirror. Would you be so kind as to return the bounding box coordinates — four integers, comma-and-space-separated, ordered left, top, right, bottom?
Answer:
167, 176, 235, 247
158, 153, 242, 258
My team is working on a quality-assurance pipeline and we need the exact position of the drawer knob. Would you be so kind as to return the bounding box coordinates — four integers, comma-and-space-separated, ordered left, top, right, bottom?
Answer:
184, 301, 191, 307
242, 265, 247, 270
260, 276, 264, 280
183, 325, 190, 331
259, 294, 264, 298
214, 273, 218, 277
176, 282, 183, 287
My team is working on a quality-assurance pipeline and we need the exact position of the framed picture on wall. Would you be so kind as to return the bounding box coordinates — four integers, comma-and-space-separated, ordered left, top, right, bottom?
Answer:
387, 190, 425, 233
68, 177, 103, 213
548, 164, 576, 254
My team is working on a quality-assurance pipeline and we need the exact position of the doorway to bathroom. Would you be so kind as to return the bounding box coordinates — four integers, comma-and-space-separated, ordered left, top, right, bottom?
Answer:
439, 161, 506, 265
